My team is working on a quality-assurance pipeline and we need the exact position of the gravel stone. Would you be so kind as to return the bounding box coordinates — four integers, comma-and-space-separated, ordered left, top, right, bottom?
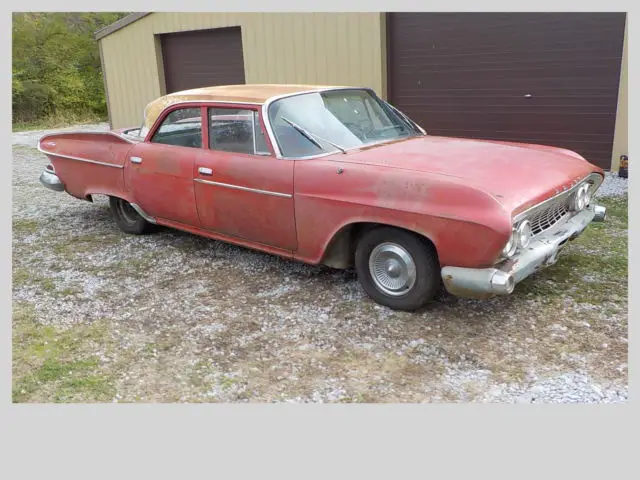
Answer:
11, 125, 628, 403
594, 171, 628, 198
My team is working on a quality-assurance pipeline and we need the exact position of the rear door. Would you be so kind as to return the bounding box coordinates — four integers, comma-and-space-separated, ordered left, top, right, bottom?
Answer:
194, 106, 297, 251
125, 106, 203, 226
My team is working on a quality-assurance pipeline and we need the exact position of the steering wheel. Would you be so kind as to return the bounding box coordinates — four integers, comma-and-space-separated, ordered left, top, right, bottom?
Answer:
345, 120, 374, 140
376, 124, 404, 134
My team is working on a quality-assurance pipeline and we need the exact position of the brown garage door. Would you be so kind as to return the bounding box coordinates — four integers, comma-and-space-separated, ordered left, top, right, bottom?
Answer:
160, 27, 245, 94
387, 13, 626, 169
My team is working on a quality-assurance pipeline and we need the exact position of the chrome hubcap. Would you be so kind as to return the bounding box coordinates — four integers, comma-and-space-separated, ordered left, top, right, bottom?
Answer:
368, 242, 416, 296
117, 200, 139, 224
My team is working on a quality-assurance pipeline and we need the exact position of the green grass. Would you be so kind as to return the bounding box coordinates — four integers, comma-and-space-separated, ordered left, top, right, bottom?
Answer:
108, 253, 157, 278
12, 303, 116, 403
219, 374, 240, 390
51, 233, 122, 260
60, 287, 82, 296
339, 392, 374, 403
517, 194, 628, 307
12, 268, 57, 292
12, 219, 40, 235
12, 269, 31, 288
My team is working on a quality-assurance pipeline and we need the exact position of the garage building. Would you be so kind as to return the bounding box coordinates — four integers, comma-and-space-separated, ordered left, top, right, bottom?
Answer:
96, 12, 627, 170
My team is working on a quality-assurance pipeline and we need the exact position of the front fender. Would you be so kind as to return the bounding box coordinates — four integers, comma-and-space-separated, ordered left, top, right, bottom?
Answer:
293, 159, 513, 268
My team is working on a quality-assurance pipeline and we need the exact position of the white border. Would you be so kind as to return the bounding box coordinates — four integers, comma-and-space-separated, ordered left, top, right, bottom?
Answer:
4, 3, 636, 479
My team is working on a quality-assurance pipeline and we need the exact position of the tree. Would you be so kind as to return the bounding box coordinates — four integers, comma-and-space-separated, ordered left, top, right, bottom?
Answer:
12, 12, 129, 123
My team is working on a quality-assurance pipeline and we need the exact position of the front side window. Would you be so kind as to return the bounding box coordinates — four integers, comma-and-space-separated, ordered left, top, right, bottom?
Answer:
151, 107, 203, 148
208, 108, 271, 156
267, 88, 423, 158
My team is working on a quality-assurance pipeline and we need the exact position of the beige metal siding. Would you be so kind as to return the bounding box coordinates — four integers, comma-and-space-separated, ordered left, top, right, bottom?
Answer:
99, 13, 385, 128
611, 18, 628, 172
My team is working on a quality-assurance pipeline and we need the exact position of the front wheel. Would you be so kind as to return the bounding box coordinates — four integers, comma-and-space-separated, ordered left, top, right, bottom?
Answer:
109, 197, 150, 235
354, 227, 440, 311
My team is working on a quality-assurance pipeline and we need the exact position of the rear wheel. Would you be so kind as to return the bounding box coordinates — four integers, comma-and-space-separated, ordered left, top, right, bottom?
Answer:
109, 197, 150, 235
354, 227, 440, 311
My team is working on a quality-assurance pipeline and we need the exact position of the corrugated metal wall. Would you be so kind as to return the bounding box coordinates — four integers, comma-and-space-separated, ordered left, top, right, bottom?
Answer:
99, 13, 386, 129
611, 18, 627, 172
99, 11, 626, 171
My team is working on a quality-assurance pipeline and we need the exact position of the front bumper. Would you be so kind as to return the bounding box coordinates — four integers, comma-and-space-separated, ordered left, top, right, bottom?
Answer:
441, 205, 606, 299
39, 167, 64, 192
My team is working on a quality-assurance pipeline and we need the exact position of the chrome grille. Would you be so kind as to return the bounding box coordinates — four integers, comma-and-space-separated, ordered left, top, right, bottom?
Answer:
514, 173, 604, 238
528, 194, 572, 235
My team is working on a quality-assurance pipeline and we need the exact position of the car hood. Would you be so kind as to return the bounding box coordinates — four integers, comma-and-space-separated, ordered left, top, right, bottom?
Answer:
344, 135, 602, 215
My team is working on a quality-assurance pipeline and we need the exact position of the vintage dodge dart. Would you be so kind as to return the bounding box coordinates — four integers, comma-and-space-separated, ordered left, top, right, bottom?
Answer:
38, 84, 607, 311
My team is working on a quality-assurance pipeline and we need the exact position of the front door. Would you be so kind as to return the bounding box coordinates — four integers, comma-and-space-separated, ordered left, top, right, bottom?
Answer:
125, 106, 203, 227
194, 106, 297, 251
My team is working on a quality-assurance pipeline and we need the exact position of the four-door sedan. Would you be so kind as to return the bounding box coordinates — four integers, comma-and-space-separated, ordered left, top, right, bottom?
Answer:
38, 84, 607, 311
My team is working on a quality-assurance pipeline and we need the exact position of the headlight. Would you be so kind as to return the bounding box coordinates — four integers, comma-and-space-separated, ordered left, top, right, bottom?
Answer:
516, 220, 532, 249
571, 183, 590, 211
501, 229, 518, 258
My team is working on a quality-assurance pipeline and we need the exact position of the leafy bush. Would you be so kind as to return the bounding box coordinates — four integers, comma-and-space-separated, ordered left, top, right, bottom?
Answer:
12, 12, 129, 125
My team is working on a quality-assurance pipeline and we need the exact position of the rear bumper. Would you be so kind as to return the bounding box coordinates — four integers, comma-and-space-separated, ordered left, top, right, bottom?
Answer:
39, 167, 64, 192
441, 205, 606, 299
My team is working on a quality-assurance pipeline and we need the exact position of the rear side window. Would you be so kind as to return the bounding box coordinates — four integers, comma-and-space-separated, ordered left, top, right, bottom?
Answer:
208, 108, 271, 156
151, 108, 203, 148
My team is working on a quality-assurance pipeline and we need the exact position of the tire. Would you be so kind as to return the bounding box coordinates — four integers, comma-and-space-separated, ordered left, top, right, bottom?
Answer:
109, 197, 150, 235
354, 227, 440, 311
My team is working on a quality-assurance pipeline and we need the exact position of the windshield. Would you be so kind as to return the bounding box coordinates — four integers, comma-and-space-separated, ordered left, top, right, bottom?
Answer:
267, 88, 423, 158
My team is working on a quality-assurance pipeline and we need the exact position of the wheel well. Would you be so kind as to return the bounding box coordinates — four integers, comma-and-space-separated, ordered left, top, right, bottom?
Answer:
320, 222, 438, 269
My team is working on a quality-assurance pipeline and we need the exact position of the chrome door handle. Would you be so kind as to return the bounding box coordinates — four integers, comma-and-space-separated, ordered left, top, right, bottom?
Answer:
130, 156, 143, 164
198, 167, 213, 176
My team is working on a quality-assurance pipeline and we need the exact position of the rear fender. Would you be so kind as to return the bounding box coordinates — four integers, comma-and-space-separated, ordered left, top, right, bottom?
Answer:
38, 131, 138, 201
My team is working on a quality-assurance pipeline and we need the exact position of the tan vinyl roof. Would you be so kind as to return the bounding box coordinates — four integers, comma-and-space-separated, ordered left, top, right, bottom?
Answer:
143, 84, 348, 129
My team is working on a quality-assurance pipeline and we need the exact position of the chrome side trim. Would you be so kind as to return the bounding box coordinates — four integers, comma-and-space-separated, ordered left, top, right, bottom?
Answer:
194, 178, 292, 198
37, 144, 125, 169
129, 203, 157, 224
513, 172, 603, 223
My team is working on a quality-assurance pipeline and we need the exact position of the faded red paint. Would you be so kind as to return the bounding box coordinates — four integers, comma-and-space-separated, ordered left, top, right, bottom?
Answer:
38, 98, 604, 271
194, 149, 297, 251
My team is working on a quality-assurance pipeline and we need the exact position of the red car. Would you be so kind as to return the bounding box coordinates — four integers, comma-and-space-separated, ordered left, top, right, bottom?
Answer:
38, 84, 607, 311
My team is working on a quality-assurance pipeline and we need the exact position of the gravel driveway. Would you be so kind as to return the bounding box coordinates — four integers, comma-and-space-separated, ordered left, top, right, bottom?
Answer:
12, 125, 629, 403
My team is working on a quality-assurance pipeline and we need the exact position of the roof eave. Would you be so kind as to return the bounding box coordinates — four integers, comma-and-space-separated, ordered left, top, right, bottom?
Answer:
95, 12, 151, 41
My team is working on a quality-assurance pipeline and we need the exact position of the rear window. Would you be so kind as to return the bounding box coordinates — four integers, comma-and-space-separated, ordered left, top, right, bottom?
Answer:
151, 108, 203, 148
